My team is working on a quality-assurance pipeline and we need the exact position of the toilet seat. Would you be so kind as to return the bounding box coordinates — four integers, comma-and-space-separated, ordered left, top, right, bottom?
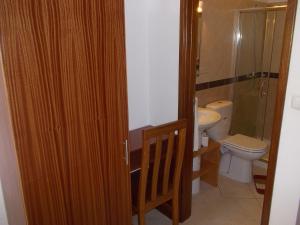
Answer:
223, 134, 267, 153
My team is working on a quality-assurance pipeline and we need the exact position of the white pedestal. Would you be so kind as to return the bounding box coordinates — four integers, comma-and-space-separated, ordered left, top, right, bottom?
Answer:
192, 156, 201, 195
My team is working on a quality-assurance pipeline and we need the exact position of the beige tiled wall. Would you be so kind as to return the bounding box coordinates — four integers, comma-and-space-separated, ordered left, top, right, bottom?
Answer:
237, 11, 266, 76
196, 1, 285, 142
196, 0, 266, 106
230, 79, 260, 136
262, 10, 286, 73
264, 78, 278, 140
230, 77, 278, 139
270, 10, 286, 73
196, 84, 234, 107
196, 0, 266, 84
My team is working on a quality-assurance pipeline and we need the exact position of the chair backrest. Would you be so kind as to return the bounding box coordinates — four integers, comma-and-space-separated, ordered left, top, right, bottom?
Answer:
138, 119, 187, 212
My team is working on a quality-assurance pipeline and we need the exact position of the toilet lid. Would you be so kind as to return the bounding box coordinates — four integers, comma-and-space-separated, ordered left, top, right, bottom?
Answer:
224, 134, 267, 152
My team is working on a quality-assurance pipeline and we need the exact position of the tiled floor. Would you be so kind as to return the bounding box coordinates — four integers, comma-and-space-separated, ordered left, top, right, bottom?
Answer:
132, 174, 265, 225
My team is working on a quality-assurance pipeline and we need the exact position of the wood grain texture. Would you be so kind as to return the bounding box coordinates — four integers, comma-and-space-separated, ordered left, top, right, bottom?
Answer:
151, 136, 162, 201
178, 0, 199, 221
192, 140, 220, 187
261, 0, 298, 224
0, 1, 131, 225
162, 132, 175, 195
136, 120, 187, 225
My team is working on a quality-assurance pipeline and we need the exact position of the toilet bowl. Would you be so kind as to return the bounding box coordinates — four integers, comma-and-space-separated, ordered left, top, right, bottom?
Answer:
220, 134, 267, 183
206, 100, 268, 183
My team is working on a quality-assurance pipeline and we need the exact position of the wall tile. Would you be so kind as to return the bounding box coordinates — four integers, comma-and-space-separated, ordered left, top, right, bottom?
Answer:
196, 84, 234, 107
197, 0, 266, 84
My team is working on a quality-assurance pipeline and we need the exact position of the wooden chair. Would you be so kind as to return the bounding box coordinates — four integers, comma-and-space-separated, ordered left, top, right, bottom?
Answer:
134, 119, 187, 225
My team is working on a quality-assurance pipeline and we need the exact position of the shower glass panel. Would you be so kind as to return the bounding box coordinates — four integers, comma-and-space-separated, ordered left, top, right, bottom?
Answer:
231, 9, 286, 141
231, 11, 267, 138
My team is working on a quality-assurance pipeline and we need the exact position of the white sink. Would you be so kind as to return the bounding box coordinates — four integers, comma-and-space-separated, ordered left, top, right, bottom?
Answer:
198, 108, 221, 131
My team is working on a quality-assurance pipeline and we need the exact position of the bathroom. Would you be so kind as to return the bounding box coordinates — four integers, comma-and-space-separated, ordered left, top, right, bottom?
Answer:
192, 0, 287, 224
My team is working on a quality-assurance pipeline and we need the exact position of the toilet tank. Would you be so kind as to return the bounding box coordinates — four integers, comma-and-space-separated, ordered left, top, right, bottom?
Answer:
206, 100, 233, 141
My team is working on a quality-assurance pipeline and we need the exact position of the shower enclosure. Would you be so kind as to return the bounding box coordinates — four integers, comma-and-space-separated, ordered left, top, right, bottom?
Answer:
231, 7, 287, 144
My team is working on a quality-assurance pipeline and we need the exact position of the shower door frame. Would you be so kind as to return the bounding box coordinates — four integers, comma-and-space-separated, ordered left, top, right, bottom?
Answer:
178, 0, 298, 224
233, 7, 287, 141
233, 9, 269, 139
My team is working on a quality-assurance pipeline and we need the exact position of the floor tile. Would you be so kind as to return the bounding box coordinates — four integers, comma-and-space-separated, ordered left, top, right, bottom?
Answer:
187, 184, 262, 225
256, 198, 264, 209
132, 176, 264, 225
132, 209, 172, 225
219, 176, 257, 199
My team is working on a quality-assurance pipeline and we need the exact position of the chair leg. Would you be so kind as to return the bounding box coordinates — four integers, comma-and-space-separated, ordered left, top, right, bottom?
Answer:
138, 211, 146, 225
172, 197, 179, 225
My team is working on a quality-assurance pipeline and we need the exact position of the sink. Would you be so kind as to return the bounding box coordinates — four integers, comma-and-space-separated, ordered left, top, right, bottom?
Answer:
198, 108, 221, 131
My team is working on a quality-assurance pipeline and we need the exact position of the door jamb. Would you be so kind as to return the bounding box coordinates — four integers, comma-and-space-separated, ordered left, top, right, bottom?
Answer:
178, 0, 198, 221
261, 0, 298, 224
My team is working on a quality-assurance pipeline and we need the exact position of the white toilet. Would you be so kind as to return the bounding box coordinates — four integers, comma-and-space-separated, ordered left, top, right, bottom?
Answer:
206, 100, 267, 183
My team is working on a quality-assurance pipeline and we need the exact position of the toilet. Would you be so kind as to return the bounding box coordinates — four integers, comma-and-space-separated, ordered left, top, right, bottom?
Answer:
206, 100, 267, 183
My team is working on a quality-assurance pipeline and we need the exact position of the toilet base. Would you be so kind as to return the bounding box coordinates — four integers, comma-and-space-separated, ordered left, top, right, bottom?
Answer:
219, 153, 253, 183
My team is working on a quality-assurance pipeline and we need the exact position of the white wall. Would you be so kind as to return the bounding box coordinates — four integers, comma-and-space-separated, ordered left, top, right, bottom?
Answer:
0, 180, 8, 225
269, 3, 300, 224
147, 0, 180, 126
125, 0, 150, 130
125, 0, 180, 129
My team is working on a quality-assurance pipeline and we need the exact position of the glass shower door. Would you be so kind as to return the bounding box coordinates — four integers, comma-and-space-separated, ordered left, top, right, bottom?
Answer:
231, 9, 287, 141
261, 10, 286, 141
231, 11, 267, 138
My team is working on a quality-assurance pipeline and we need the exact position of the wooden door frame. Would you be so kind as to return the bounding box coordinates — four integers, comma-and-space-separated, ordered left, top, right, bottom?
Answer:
177, 0, 298, 223
178, 0, 198, 221
261, 0, 298, 224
